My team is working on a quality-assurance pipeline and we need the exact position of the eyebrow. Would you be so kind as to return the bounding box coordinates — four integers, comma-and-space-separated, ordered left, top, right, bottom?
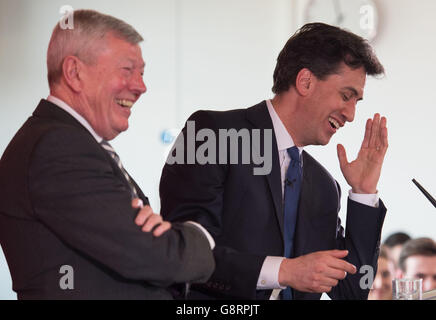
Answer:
342, 87, 363, 101
126, 58, 145, 69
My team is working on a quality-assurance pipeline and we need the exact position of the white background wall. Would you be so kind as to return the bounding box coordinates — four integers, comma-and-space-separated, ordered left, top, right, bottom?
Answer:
0, 0, 435, 299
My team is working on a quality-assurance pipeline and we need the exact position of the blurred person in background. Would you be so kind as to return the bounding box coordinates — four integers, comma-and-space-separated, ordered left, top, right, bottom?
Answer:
368, 246, 392, 300
399, 238, 436, 292
383, 232, 411, 277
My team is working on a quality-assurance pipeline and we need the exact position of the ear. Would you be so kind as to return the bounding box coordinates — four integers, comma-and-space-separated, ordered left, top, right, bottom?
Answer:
62, 56, 84, 93
295, 68, 315, 96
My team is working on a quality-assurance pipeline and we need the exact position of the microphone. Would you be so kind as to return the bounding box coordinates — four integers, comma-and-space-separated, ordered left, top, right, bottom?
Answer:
412, 178, 436, 208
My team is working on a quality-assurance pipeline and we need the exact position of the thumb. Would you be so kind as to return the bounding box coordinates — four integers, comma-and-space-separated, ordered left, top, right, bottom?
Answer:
337, 144, 348, 169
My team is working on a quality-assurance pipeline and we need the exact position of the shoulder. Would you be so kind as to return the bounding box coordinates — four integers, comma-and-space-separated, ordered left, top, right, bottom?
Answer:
188, 108, 246, 125
303, 151, 340, 195
27, 124, 111, 189
1, 113, 99, 165
21, 119, 106, 174
186, 101, 267, 129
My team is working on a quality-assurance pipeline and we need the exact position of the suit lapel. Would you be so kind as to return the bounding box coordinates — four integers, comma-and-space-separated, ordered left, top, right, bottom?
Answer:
33, 99, 148, 204
130, 175, 149, 205
295, 151, 340, 257
246, 101, 284, 239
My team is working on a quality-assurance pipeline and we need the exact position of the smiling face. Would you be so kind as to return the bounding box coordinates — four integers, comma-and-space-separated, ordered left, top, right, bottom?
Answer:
292, 63, 366, 147
368, 256, 392, 300
79, 33, 146, 140
403, 256, 436, 292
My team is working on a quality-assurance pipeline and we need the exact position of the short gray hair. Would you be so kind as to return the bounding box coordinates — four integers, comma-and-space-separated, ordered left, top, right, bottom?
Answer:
47, 9, 143, 87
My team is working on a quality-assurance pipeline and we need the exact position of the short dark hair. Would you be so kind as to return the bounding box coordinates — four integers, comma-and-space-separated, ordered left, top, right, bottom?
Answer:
399, 238, 436, 272
272, 23, 384, 94
383, 232, 411, 248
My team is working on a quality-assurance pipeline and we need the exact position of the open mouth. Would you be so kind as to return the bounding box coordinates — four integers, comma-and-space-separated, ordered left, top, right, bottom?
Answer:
328, 117, 341, 130
116, 99, 134, 108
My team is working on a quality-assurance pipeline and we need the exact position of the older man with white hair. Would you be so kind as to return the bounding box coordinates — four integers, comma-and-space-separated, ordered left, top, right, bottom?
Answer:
0, 9, 214, 299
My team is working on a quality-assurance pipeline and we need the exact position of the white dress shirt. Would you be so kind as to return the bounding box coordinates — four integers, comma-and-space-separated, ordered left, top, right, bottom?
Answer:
257, 99, 379, 299
46, 95, 216, 249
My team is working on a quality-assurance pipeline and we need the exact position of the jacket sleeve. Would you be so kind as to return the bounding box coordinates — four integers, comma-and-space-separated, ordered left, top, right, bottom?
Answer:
28, 127, 215, 287
330, 185, 387, 300
160, 111, 266, 299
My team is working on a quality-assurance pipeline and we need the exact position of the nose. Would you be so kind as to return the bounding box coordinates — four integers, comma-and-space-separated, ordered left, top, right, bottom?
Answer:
130, 73, 147, 97
341, 101, 356, 123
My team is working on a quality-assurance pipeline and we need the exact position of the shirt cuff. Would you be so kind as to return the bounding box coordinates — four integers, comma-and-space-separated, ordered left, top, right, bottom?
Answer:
185, 221, 215, 249
256, 256, 286, 290
348, 190, 380, 208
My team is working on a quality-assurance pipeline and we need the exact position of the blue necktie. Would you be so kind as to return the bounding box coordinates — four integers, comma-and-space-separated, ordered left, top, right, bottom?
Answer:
282, 146, 302, 300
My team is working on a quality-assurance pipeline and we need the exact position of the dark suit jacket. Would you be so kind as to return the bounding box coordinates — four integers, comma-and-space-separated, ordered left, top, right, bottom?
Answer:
160, 100, 386, 300
0, 99, 215, 299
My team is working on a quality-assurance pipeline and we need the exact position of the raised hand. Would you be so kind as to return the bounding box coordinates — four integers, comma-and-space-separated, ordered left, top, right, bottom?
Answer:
337, 113, 388, 194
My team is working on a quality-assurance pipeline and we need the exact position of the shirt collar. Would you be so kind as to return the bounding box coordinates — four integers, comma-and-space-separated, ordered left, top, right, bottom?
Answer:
47, 95, 103, 143
266, 99, 303, 155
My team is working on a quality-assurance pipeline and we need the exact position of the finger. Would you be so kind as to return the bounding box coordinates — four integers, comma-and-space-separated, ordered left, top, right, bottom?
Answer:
131, 198, 144, 209
323, 267, 348, 281
153, 222, 172, 237
368, 113, 381, 148
324, 250, 357, 274
318, 276, 339, 288
142, 214, 163, 232
327, 257, 357, 275
327, 249, 349, 259
317, 286, 333, 293
134, 205, 153, 226
336, 144, 348, 169
361, 118, 372, 149
380, 116, 388, 152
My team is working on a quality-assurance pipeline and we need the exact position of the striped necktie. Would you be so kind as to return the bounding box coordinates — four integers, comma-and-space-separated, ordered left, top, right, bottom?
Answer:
100, 140, 139, 199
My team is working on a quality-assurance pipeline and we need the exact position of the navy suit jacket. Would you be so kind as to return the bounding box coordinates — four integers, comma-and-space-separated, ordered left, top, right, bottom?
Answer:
160, 100, 386, 300
0, 99, 214, 299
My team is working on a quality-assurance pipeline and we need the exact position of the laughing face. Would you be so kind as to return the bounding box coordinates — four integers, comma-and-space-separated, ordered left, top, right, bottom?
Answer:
294, 63, 366, 146
80, 33, 147, 140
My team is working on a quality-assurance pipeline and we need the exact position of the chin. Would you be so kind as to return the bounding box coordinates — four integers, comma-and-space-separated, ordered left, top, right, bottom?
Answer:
116, 120, 130, 133
320, 134, 333, 146
103, 127, 127, 141
313, 138, 331, 146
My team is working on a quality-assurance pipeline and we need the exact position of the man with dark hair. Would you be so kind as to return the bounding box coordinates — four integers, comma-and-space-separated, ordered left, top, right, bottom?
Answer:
383, 231, 411, 276
0, 9, 214, 299
272, 23, 384, 95
399, 238, 436, 292
160, 23, 388, 300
